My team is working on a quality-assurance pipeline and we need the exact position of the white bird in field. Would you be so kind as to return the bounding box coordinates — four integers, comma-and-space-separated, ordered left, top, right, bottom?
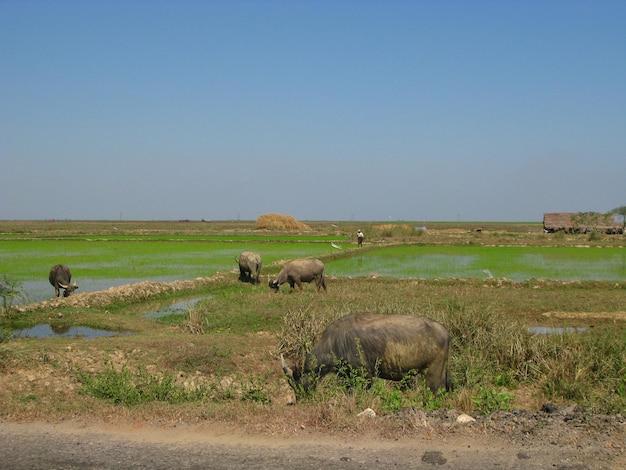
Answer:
331, 242, 342, 249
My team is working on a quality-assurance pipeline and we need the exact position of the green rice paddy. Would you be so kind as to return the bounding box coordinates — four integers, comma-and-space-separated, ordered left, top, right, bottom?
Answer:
1, 231, 624, 304
327, 245, 626, 281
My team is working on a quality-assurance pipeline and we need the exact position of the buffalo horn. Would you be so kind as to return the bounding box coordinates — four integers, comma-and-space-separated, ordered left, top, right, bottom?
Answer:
280, 355, 293, 378
59, 283, 68, 289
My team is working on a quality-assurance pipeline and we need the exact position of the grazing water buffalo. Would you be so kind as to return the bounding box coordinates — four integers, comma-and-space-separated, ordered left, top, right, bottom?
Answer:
269, 258, 326, 292
235, 250, 262, 284
49, 264, 78, 297
281, 313, 452, 394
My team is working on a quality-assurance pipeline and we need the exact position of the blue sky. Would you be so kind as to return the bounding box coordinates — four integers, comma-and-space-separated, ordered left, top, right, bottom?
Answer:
2, 1, 625, 222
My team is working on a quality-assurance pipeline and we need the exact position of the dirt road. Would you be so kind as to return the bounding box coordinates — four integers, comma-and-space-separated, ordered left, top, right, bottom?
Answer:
2, 415, 624, 470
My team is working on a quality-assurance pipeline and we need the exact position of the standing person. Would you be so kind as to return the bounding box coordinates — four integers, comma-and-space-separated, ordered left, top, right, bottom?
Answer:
357, 229, 364, 247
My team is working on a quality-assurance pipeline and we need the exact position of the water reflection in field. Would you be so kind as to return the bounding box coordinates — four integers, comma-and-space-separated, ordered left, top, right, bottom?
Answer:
11, 295, 207, 339
142, 297, 204, 319
13, 324, 132, 339
21, 276, 192, 305
528, 326, 588, 335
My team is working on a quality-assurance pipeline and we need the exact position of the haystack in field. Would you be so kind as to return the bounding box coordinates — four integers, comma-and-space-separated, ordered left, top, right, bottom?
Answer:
256, 213, 311, 231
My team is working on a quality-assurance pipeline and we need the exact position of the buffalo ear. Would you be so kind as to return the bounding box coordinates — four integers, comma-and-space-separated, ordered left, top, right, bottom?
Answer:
280, 355, 294, 379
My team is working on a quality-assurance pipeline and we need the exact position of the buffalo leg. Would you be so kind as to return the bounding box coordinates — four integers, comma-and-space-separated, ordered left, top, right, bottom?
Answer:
425, 349, 451, 394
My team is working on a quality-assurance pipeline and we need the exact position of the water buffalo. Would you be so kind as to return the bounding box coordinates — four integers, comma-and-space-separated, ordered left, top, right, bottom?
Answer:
269, 258, 326, 292
281, 313, 452, 394
235, 250, 262, 284
49, 264, 78, 297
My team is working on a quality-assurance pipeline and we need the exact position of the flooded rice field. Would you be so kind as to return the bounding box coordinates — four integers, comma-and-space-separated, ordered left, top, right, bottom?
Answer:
327, 246, 625, 282
21, 276, 189, 305
10, 245, 625, 306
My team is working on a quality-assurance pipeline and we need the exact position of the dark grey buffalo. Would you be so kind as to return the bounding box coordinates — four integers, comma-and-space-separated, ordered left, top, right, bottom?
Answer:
235, 250, 262, 284
281, 313, 452, 394
49, 264, 78, 297
269, 258, 326, 292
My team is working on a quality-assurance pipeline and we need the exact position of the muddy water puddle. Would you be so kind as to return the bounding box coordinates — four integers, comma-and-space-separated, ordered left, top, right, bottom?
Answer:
527, 326, 588, 335
13, 324, 133, 339
11, 295, 207, 339
141, 297, 205, 319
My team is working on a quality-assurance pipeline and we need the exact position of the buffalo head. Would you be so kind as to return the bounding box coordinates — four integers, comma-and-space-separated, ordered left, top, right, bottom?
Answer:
280, 355, 313, 392
59, 282, 78, 297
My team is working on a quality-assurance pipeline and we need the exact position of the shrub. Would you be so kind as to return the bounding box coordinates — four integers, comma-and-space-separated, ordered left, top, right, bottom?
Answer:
441, 301, 536, 386
240, 373, 270, 404
76, 362, 211, 406
587, 231, 600, 241
278, 307, 339, 361
0, 275, 27, 319
182, 303, 205, 334
537, 328, 626, 412
471, 387, 515, 414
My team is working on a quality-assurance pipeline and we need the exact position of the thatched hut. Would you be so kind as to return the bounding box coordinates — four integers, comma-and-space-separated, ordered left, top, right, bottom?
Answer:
543, 212, 622, 234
